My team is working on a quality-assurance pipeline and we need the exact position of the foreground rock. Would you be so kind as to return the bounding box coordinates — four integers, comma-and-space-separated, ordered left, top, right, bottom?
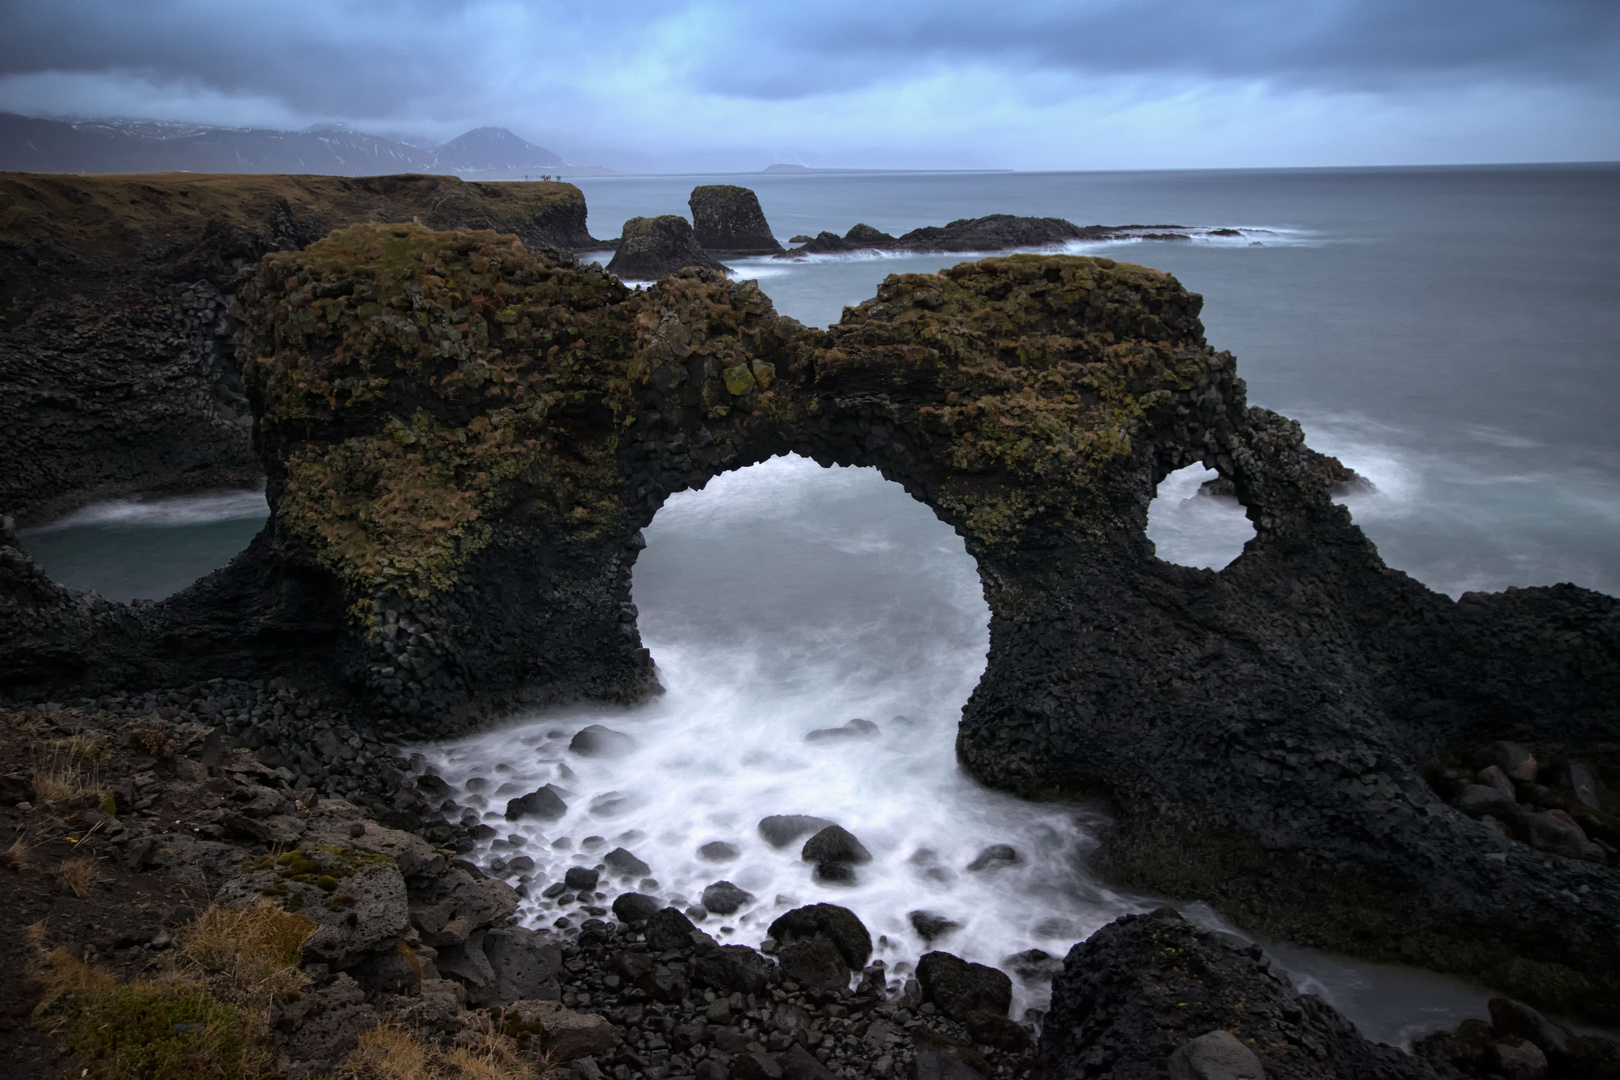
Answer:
690, 184, 785, 255
0, 697, 1043, 1080
0, 171, 598, 520
5, 222, 1618, 1023
1037, 910, 1434, 1079
606, 214, 730, 280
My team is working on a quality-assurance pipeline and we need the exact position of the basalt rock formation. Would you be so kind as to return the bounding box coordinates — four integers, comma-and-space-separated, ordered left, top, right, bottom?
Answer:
3, 223, 1617, 1024
780, 214, 1213, 258
689, 185, 785, 255
0, 172, 598, 520
606, 215, 730, 280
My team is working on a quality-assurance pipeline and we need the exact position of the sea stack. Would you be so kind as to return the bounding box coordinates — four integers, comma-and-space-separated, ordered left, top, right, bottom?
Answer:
689, 184, 785, 255
606, 214, 730, 280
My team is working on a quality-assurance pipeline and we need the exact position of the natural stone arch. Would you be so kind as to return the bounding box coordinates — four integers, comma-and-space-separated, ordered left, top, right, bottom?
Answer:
236, 223, 1248, 720
3, 221, 1617, 1022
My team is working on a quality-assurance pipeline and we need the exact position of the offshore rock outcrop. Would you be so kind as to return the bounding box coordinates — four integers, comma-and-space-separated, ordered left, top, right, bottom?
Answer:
3, 223, 1617, 1025
0, 172, 598, 520
780, 214, 1218, 257
689, 184, 785, 255
606, 215, 730, 280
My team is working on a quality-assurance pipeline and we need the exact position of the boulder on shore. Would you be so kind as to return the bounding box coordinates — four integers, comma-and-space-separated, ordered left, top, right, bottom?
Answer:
689, 185, 785, 255
606, 215, 729, 280
1037, 910, 1433, 1080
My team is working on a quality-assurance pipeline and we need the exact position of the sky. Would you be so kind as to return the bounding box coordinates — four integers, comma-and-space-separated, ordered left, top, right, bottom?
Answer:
0, 0, 1616, 171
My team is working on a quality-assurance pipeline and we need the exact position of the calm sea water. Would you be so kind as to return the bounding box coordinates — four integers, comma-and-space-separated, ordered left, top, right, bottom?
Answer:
571, 164, 1620, 598
17, 167, 1618, 1042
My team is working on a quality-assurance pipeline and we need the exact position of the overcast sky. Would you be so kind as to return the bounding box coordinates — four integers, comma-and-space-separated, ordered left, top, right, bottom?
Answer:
1, 0, 1616, 171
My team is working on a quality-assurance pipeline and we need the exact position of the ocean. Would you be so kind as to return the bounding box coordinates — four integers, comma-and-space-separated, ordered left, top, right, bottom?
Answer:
18, 165, 1619, 1042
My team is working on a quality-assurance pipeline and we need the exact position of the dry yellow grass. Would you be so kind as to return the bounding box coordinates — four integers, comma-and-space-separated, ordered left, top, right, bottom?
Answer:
6, 835, 32, 870
30, 732, 107, 802
337, 1021, 539, 1080
58, 855, 99, 896
180, 902, 316, 1010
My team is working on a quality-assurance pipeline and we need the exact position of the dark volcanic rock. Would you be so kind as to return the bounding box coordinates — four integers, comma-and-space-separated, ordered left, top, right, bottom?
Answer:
568, 723, 635, 758
1037, 911, 1432, 1080
789, 230, 856, 255
606, 215, 729, 280
478, 925, 563, 1006
692, 943, 776, 996
759, 814, 835, 848
774, 936, 850, 992
701, 879, 753, 914
965, 844, 1021, 872
916, 950, 1012, 1021
611, 891, 661, 924
801, 825, 871, 866
563, 866, 600, 892
689, 185, 785, 255
505, 784, 568, 821
698, 840, 739, 862
909, 910, 962, 943
768, 904, 872, 971
1200, 446, 1370, 499
645, 906, 702, 952
894, 214, 1089, 252
844, 223, 897, 247
805, 718, 879, 743
603, 847, 651, 878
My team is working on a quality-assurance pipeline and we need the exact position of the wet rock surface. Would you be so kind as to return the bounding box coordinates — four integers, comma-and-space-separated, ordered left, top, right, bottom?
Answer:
690, 184, 786, 256
607, 215, 731, 280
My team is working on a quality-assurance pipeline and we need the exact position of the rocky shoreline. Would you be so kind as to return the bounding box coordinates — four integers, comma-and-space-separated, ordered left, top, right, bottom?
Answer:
7, 690, 1615, 1080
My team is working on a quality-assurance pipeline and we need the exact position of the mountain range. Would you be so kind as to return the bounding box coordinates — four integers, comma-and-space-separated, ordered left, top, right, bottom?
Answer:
0, 114, 610, 177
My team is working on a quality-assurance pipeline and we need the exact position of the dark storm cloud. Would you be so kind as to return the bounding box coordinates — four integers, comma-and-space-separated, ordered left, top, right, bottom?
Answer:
1, 0, 1614, 120
707, 0, 1620, 99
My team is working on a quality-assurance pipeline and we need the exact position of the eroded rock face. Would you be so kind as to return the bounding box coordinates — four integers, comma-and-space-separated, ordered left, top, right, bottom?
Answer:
0, 172, 598, 520
689, 185, 785, 255
606, 215, 729, 280
4, 223, 1617, 1022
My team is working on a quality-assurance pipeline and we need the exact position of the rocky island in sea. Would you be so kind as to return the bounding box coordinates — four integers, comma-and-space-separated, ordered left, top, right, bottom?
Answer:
1, 173, 1616, 1080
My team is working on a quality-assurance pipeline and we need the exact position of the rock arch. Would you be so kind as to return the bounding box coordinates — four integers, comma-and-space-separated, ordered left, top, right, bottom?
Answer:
3, 222, 1617, 1020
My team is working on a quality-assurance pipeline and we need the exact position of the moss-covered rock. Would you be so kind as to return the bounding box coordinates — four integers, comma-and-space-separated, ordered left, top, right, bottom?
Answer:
605, 215, 729, 281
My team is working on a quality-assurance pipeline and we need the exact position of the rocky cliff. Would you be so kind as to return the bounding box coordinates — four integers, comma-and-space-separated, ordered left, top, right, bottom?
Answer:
0, 172, 597, 520
3, 225, 1617, 1026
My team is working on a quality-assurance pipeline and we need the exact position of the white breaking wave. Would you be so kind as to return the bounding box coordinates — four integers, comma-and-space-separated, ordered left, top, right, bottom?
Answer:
26, 488, 269, 533
1145, 464, 1255, 571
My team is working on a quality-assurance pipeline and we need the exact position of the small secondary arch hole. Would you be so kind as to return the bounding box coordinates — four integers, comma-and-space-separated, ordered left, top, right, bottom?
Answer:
1146, 463, 1255, 570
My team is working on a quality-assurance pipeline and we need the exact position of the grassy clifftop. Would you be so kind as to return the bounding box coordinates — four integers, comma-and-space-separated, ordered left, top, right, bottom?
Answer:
0, 171, 591, 270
